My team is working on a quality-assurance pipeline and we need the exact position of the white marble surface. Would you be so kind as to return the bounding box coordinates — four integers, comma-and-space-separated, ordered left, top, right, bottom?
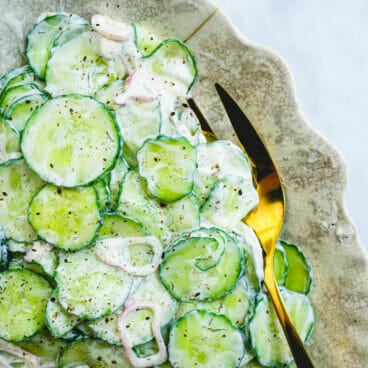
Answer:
213, 0, 368, 250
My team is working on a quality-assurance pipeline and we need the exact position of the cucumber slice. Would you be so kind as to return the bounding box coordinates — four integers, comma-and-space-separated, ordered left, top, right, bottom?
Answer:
144, 38, 197, 95
5, 94, 48, 131
25, 240, 58, 277
58, 338, 133, 367
46, 31, 116, 96
274, 242, 288, 286
192, 170, 218, 206
0, 269, 52, 341
15, 329, 68, 367
95, 79, 125, 111
28, 184, 101, 251
168, 309, 244, 368
2, 69, 36, 90
164, 194, 200, 242
0, 82, 44, 114
27, 13, 88, 79
160, 227, 243, 302
137, 135, 196, 203
7, 239, 32, 253
176, 277, 252, 327
117, 170, 169, 241
116, 99, 161, 167
233, 222, 264, 292
94, 178, 110, 212
21, 95, 120, 187
120, 271, 177, 346
0, 118, 21, 164
98, 213, 147, 239
249, 289, 315, 367
0, 66, 32, 92
107, 156, 130, 211
133, 23, 161, 55
197, 140, 253, 182
280, 240, 313, 294
56, 247, 133, 320
200, 175, 259, 230
45, 291, 81, 338
0, 159, 44, 242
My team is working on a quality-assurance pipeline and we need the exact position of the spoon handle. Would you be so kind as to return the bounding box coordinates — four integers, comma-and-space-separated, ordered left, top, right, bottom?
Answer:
264, 264, 315, 368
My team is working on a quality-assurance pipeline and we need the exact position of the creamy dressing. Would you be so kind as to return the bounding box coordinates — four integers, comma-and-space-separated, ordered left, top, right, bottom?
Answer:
92, 14, 204, 145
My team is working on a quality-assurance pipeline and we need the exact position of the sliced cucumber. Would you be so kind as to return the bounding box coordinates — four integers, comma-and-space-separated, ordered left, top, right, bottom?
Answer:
94, 178, 110, 212
144, 38, 197, 95
27, 13, 88, 79
98, 213, 147, 239
120, 271, 177, 346
200, 175, 258, 230
0, 66, 32, 92
249, 289, 315, 367
25, 240, 58, 277
56, 246, 132, 320
117, 170, 169, 241
168, 309, 244, 368
274, 242, 288, 286
164, 194, 200, 242
21, 94, 120, 187
160, 227, 243, 302
116, 99, 161, 167
2, 69, 36, 90
0, 82, 44, 114
192, 169, 218, 206
45, 291, 81, 338
5, 93, 48, 131
28, 184, 101, 251
15, 329, 68, 367
137, 135, 196, 202
7, 239, 32, 253
95, 79, 125, 111
197, 140, 253, 182
176, 277, 252, 327
233, 222, 264, 292
0, 118, 21, 164
280, 240, 312, 294
0, 159, 44, 242
133, 23, 161, 55
0, 269, 52, 341
58, 338, 134, 367
107, 156, 129, 211
46, 31, 116, 96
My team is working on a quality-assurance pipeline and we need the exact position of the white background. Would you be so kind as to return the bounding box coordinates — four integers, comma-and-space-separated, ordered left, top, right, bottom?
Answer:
213, 0, 368, 249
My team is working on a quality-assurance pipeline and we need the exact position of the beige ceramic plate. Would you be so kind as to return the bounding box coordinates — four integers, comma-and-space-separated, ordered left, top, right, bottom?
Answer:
1, 0, 368, 367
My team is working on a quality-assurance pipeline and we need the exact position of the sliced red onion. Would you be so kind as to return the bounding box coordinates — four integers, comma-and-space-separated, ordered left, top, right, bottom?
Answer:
91, 14, 133, 42
118, 299, 167, 367
95, 236, 163, 276
0, 340, 40, 367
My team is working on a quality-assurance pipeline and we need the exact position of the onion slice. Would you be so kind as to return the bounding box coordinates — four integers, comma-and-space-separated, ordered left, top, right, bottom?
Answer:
91, 14, 133, 42
0, 340, 40, 367
118, 299, 167, 368
95, 236, 163, 276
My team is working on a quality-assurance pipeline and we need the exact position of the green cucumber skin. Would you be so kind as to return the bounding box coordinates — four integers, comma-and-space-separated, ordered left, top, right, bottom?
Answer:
143, 38, 198, 93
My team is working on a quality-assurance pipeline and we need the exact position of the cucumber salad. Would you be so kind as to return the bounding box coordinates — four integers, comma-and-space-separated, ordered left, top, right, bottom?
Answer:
0, 12, 315, 368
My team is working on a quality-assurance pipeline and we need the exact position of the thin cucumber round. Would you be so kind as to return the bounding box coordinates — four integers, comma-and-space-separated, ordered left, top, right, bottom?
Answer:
0, 269, 52, 342
21, 95, 120, 187
274, 242, 288, 286
0, 118, 21, 164
280, 240, 313, 294
5, 93, 48, 131
58, 338, 134, 367
168, 309, 244, 368
137, 135, 196, 203
0, 159, 44, 242
28, 184, 101, 251
0, 66, 32, 92
249, 289, 315, 367
56, 247, 133, 320
160, 227, 243, 302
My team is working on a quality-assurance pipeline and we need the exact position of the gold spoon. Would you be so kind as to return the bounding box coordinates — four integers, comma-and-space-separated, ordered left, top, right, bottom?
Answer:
188, 84, 315, 368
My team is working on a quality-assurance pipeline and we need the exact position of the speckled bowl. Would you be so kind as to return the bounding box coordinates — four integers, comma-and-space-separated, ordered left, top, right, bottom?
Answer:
1, 0, 368, 367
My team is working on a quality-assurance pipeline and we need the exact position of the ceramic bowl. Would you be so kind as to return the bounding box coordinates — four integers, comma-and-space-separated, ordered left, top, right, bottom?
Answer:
0, 1, 367, 367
